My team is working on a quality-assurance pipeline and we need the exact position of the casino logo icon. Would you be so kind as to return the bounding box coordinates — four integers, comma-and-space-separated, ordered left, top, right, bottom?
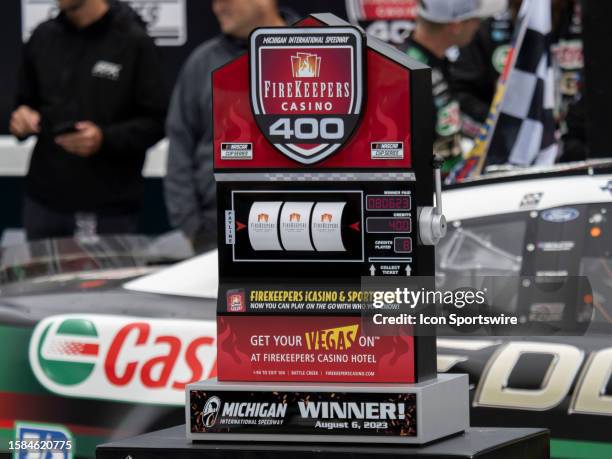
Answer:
292, 52, 321, 78
250, 27, 365, 164
227, 290, 246, 313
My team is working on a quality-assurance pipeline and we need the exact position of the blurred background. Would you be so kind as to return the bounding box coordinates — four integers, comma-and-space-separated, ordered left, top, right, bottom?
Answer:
0, 0, 352, 241
0, 2, 611, 458
1, 0, 609, 243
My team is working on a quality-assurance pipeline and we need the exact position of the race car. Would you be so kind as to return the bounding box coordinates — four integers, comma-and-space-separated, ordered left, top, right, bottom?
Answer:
0, 159, 610, 458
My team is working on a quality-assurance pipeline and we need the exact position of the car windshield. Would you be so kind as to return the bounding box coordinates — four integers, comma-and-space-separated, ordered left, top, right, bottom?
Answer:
0, 233, 193, 287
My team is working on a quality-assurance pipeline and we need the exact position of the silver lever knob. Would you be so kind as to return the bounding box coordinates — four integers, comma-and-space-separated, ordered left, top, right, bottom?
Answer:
418, 155, 447, 246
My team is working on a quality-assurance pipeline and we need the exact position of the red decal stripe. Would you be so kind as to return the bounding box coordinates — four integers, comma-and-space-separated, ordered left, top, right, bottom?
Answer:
81, 343, 99, 356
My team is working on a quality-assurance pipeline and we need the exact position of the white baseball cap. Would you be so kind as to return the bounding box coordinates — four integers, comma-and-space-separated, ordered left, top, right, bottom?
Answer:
418, 0, 508, 23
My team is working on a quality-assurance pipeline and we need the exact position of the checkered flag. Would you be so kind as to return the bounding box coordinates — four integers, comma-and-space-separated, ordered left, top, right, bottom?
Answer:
487, 0, 558, 166
447, 0, 558, 183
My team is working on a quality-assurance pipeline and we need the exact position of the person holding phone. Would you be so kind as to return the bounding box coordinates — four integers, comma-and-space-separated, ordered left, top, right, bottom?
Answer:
10, 0, 167, 240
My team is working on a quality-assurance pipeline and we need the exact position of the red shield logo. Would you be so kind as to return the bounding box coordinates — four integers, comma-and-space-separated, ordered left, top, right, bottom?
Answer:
250, 27, 365, 164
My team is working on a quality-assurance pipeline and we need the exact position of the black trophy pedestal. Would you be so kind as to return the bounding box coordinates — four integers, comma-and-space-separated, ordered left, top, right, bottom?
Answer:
96, 425, 549, 459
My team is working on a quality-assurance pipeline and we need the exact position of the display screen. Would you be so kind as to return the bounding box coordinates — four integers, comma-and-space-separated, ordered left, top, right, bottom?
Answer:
366, 195, 411, 211
366, 217, 411, 233
394, 237, 412, 253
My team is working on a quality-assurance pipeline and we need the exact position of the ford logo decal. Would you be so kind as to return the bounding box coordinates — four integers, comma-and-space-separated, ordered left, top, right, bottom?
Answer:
541, 207, 580, 223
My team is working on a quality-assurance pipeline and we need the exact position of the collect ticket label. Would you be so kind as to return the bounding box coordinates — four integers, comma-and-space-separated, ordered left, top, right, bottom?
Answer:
248, 202, 282, 251
280, 202, 315, 251
311, 202, 346, 252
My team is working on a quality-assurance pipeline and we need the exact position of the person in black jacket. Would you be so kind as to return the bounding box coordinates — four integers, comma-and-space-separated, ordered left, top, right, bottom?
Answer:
9, 0, 167, 241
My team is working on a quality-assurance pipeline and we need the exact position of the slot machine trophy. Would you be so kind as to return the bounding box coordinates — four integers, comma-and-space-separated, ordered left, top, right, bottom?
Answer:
186, 13, 467, 444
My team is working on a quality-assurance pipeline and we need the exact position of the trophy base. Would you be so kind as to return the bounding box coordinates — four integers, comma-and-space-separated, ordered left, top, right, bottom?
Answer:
186, 373, 468, 444
99, 425, 551, 458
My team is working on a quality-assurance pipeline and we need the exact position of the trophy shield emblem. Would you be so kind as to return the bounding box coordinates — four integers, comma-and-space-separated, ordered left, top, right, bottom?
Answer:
250, 27, 365, 164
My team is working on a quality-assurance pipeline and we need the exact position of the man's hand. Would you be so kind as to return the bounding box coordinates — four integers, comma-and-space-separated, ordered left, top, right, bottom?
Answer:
55, 121, 103, 157
9, 105, 40, 138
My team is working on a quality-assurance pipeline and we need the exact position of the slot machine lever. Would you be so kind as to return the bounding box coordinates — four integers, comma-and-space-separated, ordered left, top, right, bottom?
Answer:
418, 155, 447, 246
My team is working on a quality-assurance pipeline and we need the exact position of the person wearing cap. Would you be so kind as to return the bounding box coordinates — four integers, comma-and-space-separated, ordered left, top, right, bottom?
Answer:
401, 0, 506, 173
451, 0, 585, 161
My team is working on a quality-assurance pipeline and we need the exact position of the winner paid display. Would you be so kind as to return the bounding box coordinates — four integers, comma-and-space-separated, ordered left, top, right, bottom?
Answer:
187, 14, 467, 444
